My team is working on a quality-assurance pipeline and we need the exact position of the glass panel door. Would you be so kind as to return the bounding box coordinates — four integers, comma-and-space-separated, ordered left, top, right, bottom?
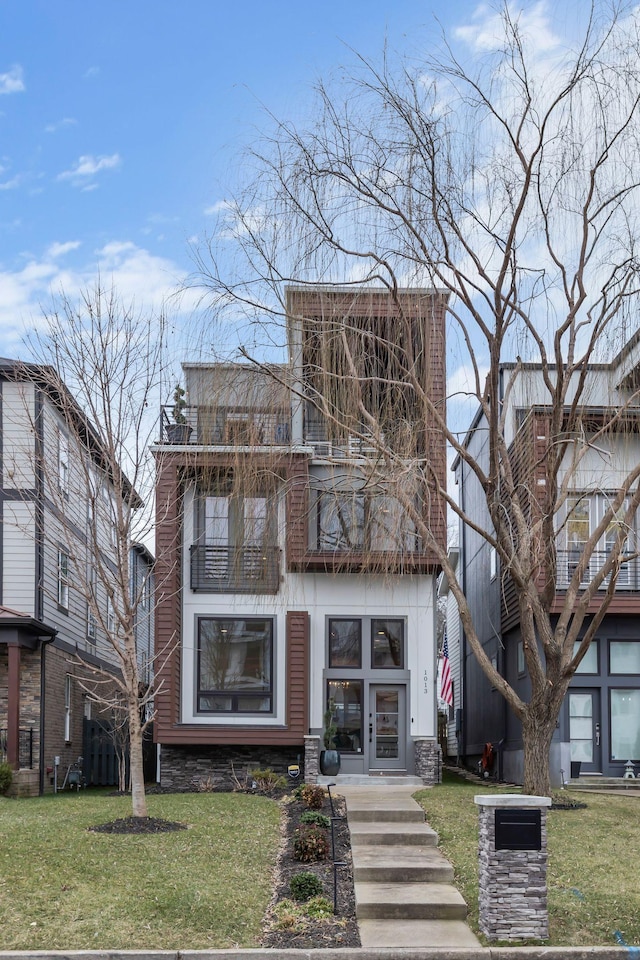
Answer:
369, 685, 406, 770
569, 689, 601, 772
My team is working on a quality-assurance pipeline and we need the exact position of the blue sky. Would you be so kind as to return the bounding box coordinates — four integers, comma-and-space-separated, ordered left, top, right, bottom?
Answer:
0, 1, 583, 366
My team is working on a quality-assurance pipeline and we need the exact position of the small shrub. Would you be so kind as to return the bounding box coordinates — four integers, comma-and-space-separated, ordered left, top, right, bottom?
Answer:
249, 768, 287, 794
272, 899, 302, 931
289, 871, 323, 901
0, 762, 12, 795
306, 895, 333, 919
300, 810, 330, 829
301, 784, 325, 809
193, 775, 216, 792
293, 826, 329, 862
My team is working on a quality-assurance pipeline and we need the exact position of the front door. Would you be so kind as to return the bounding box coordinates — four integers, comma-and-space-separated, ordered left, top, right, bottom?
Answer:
369, 685, 406, 771
569, 689, 602, 773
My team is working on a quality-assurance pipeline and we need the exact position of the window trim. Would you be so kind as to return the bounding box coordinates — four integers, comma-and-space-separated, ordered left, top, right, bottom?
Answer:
371, 618, 405, 669
64, 674, 72, 742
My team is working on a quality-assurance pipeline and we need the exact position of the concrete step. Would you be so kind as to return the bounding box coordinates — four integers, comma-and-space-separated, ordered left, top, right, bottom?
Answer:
352, 844, 455, 883
355, 880, 468, 921
349, 820, 438, 846
359, 918, 481, 948
346, 802, 426, 823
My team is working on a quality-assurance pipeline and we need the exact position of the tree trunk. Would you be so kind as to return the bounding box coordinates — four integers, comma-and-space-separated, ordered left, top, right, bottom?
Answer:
128, 697, 148, 818
521, 711, 557, 796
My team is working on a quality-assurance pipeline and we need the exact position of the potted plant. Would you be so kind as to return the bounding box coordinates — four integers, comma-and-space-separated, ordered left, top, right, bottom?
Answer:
319, 697, 341, 776
166, 384, 193, 443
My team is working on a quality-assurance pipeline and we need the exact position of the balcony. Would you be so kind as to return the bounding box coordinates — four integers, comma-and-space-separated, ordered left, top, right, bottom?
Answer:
556, 549, 640, 591
159, 406, 291, 446
190, 544, 281, 593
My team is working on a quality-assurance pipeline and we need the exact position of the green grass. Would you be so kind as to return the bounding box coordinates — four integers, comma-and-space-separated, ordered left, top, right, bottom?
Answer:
415, 771, 640, 946
0, 790, 280, 950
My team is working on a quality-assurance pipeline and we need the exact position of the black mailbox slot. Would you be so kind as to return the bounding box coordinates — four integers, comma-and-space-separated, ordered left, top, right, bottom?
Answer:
495, 808, 541, 851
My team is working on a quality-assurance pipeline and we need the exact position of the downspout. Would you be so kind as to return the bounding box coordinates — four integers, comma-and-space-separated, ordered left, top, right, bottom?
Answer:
499, 366, 507, 784
459, 463, 468, 764
38, 634, 56, 795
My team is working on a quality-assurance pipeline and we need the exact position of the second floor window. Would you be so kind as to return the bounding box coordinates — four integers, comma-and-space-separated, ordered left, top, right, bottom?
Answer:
316, 491, 417, 552
58, 550, 70, 610
199, 487, 275, 549
58, 431, 69, 497
564, 495, 635, 588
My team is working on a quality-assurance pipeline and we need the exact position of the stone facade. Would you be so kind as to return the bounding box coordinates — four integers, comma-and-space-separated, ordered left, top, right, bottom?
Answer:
414, 737, 442, 785
160, 744, 305, 791
475, 794, 551, 941
304, 735, 320, 783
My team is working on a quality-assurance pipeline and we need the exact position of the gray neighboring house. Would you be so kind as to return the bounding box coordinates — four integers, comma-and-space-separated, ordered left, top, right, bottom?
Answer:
0, 358, 140, 795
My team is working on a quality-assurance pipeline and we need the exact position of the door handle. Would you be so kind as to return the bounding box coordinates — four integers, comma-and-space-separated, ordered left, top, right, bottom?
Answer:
595, 722, 601, 747
369, 723, 373, 743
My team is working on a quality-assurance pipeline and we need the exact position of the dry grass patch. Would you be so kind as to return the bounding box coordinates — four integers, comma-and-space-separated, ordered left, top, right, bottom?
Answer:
0, 790, 280, 950
414, 771, 640, 946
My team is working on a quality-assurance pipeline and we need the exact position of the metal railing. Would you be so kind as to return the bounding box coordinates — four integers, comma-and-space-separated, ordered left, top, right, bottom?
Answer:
159, 405, 291, 446
190, 544, 280, 593
555, 549, 640, 590
0, 727, 34, 768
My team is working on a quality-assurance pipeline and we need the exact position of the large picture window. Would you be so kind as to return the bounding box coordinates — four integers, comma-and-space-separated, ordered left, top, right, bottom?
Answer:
197, 617, 273, 714
610, 689, 640, 761
610, 641, 640, 675
327, 680, 363, 753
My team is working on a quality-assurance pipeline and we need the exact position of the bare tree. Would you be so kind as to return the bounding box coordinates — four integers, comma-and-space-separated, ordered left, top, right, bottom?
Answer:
17, 283, 168, 817
193, 2, 640, 794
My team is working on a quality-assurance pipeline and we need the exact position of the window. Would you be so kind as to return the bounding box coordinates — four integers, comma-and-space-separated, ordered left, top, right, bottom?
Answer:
610, 641, 640, 674
328, 619, 361, 668
58, 550, 70, 610
610, 689, 640, 760
64, 675, 72, 741
87, 565, 97, 641
517, 640, 525, 676
58, 430, 69, 497
490, 547, 497, 581
197, 617, 273, 714
107, 598, 116, 636
372, 619, 404, 668
316, 491, 416, 552
318, 492, 365, 550
327, 680, 362, 753
566, 497, 590, 582
572, 640, 598, 674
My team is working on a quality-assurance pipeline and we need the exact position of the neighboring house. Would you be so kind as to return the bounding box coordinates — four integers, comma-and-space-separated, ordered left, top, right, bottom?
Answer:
152, 285, 448, 787
454, 336, 640, 785
130, 542, 155, 690
0, 359, 137, 795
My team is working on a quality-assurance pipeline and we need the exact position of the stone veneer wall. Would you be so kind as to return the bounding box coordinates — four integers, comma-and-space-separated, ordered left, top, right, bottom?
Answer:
475, 795, 551, 941
414, 738, 442, 785
303, 735, 320, 783
160, 744, 304, 790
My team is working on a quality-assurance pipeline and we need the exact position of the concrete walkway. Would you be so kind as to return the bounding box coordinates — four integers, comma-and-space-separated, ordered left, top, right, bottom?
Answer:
336, 783, 481, 949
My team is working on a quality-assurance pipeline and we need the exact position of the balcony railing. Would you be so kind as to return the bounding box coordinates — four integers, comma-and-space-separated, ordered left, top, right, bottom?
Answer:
555, 549, 640, 591
190, 544, 281, 593
0, 727, 34, 768
159, 406, 291, 446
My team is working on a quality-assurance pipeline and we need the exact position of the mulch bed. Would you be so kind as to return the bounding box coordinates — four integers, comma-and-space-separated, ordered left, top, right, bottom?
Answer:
88, 816, 187, 834
261, 790, 360, 949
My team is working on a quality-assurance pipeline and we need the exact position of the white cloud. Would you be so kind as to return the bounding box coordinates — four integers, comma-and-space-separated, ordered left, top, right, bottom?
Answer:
0, 65, 25, 95
0, 175, 21, 191
454, 2, 559, 54
0, 241, 196, 356
46, 240, 82, 259
45, 117, 77, 134
57, 153, 122, 187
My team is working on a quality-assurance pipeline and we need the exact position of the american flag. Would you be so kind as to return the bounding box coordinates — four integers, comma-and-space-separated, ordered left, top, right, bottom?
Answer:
439, 633, 453, 707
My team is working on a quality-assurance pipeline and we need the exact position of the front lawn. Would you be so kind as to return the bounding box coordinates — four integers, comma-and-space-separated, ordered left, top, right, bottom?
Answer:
0, 790, 280, 950
415, 772, 640, 946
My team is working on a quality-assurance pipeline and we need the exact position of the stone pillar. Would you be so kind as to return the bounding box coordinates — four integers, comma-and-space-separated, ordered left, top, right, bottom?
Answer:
304, 735, 321, 784
7, 643, 21, 769
475, 794, 551, 941
414, 738, 441, 785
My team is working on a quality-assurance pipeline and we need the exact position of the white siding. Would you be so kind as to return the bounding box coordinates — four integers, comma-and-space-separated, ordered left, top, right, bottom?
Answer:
2, 381, 35, 488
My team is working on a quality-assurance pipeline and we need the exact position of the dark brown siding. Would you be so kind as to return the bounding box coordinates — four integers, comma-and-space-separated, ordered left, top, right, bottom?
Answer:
153, 454, 182, 740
